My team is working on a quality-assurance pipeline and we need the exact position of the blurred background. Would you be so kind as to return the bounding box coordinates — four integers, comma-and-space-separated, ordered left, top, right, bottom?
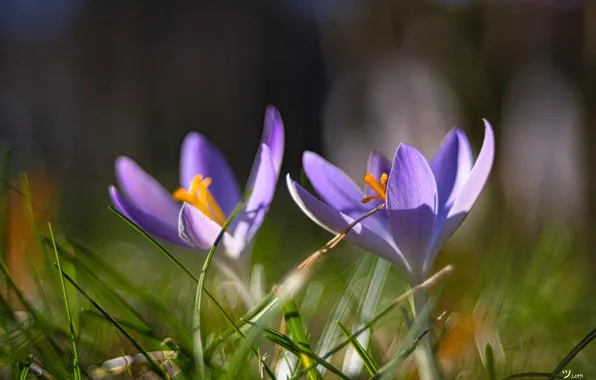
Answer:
0, 0, 595, 377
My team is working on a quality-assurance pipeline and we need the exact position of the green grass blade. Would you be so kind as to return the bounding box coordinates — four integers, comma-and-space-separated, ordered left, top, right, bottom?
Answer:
109, 206, 275, 364
485, 343, 496, 380
0, 234, 68, 375
49, 239, 170, 347
72, 263, 153, 330
109, 207, 281, 366
18, 363, 30, 380
336, 321, 378, 376
193, 200, 246, 379
224, 308, 275, 379
315, 255, 373, 373
61, 248, 79, 338
282, 298, 321, 380
108, 207, 197, 282
203, 283, 276, 378
275, 282, 323, 377
371, 296, 437, 380
204, 291, 277, 357
290, 266, 452, 379
48, 223, 81, 380
55, 239, 176, 326
248, 322, 349, 380
255, 323, 301, 354
58, 268, 168, 378
550, 327, 596, 379
21, 175, 63, 325
82, 310, 157, 338
343, 257, 390, 377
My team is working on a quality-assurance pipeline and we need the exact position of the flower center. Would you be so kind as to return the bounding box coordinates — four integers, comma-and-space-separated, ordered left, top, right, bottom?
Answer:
361, 173, 388, 204
173, 175, 226, 225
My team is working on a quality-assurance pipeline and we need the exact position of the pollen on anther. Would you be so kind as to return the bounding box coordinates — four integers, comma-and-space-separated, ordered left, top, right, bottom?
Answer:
361, 172, 388, 204
172, 174, 226, 225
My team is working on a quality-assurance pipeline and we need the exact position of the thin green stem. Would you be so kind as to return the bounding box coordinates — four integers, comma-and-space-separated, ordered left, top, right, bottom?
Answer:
550, 327, 596, 378
193, 200, 246, 379
59, 269, 168, 378
67, 231, 275, 373
204, 292, 277, 357
48, 223, 81, 380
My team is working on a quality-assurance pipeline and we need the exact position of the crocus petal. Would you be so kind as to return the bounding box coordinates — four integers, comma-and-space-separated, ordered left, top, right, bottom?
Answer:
303, 151, 367, 215
232, 144, 276, 245
179, 132, 242, 217
109, 186, 133, 221
365, 151, 392, 209
386, 144, 438, 273
447, 120, 495, 219
109, 186, 186, 245
430, 128, 474, 213
304, 151, 390, 237
261, 106, 285, 175
429, 120, 495, 252
287, 175, 410, 271
179, 202, 244, 257
451, 129, 474, 203
115, 157, 180, 225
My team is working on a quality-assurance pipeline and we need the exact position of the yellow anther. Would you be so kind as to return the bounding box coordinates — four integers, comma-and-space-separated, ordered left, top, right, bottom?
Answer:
361, 173, 388, 204
173, 175, 226, 225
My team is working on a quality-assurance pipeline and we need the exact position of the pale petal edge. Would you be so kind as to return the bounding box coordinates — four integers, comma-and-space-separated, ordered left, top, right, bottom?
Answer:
286, 174, 411, 271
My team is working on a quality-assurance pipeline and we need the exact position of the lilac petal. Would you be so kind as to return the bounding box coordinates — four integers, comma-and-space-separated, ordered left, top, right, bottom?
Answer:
365, 151, 392, 209
303, 151, 367, 215
261, 106, 285, 175
109, 186, 186, 245
447, 120, 495, 219
303, 151, 390, 236
287, 175, 411, 271
115, 157, 180, 224
233, 144, 277, 245
109, 186, 133, 221
429, 120, 495, 252
451, 129, 474, 203
422, 122, 494, 273
179, 202, 244, 257
430, 128, 474, 213
179, 132, 242, 217
386, 144, 438, 272
366, 151, 391, 196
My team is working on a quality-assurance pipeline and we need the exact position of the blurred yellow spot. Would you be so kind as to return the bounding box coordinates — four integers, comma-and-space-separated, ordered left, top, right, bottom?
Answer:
361, 173, 388, 203
173, 175, 226, 225
438, 312, 476, 363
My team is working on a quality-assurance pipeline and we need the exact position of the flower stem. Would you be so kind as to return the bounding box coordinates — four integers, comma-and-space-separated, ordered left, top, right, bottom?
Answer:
413, 290, 442, 380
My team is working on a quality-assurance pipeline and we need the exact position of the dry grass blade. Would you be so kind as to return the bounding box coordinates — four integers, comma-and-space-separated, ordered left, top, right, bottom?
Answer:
297, 203, 386, 270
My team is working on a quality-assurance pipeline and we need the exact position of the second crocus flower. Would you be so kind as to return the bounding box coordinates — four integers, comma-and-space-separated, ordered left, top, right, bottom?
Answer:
109, 107, 284, 264
287, 121, 494, 281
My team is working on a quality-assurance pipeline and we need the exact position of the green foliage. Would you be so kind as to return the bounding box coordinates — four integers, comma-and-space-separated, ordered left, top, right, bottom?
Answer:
0, 157, 594, 379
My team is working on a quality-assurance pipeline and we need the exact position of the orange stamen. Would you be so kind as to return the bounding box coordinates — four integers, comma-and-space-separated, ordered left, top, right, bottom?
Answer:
173, 175, 226, 225
362, 173, 388, 204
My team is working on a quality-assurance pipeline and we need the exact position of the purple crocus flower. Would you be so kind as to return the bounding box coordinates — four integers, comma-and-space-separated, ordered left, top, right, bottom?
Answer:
287, 121, 494, 279
109, 107, 284, 261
